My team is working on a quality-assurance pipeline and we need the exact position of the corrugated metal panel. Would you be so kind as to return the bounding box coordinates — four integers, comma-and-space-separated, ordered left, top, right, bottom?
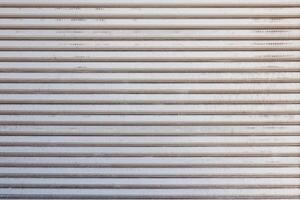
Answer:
0, 0, 299, 199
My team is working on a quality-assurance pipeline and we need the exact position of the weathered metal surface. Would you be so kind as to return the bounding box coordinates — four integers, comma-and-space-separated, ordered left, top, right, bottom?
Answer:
0, 0, 299, 199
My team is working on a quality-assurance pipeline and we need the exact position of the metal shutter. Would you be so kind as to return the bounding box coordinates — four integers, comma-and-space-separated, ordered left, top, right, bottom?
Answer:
0, 0, 299, 199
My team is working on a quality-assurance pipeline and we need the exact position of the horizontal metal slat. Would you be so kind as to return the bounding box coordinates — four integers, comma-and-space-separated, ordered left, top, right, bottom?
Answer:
1, 135, 299, 145
0, 51, 299, 62
1, 30, 300, 40
0, 104, 299, 115
0, 189, 300, 199
1, 178, 299, 189
1, 93, 299, 104
0, 115, 299, 126
1, 8, 300, 19
1, 83, 299, 95
1, 167, 299, 178
1, 157, 300, 167
1, 125, 298, 136
1, 19, 300, 29
1, 146, 300, 157
2, 40, 300, 51
0, 62, 299, 73
0, 72, 299, 83
1, 0, 300, 8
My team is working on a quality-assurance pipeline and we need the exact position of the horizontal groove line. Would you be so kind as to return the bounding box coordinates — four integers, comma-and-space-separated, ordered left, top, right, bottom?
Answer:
1, 143, 299, 147
0, 102, 300, 105
2, 4, 300, 8
2, 59, 300, 62
2, 48, 300, 51
0, 196, 299, 200
0, 24, 300, 27
2, 16, 300, 19
1, 91, 300, 94
1, 111, 299, 115
1, 102, 299, 105
1, 164, 299, 168
2, 37, 300, 41
1, 153, 300, 157
1, 80, 299, 83
1, 133, 299, 136
2, 27, 300, 30
2, 36, 300, 39
1, 174, 298, 178
0, 69, 300, 73
1, 184, 299, 189
1, 122, 299, 126
1, 195, 300, 200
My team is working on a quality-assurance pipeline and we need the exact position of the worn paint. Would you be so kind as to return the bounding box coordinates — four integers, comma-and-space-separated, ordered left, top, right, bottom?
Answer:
0, 0, 299, 199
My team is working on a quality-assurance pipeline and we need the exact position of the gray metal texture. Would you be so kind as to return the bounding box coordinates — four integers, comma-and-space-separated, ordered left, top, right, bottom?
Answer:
0, 0, 299, 199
